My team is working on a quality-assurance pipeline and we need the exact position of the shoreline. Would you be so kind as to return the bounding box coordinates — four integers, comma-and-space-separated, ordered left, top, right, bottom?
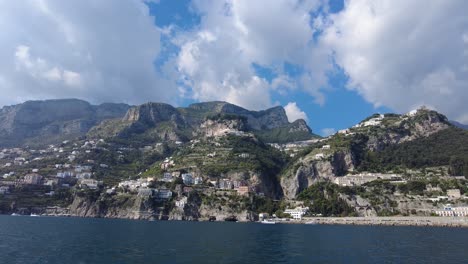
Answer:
5, 213, 468, 228
292, 216, 468, 228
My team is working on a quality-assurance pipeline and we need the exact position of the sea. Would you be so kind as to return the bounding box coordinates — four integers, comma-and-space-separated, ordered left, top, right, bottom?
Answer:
0, 215, 467, 264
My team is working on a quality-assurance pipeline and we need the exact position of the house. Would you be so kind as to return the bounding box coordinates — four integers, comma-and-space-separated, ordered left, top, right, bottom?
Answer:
161, 172, 173, 182
76, 172, 92, 179
447, 189, 461, 199
219, 179, 233, 189
156, 189, 172, 200
238, 153, 250, 159
14, 157, 26, 165
284, 207, 309, 219
236, 186, 250, 196
194, 177, 203, 185
175, 197, 187, 208
322, 145, 331, 150
57, 171, 74, 178
79, 179, 101, 189
44, 179, 60, 187
182, 173, 194, 185
23, 173, 43, 185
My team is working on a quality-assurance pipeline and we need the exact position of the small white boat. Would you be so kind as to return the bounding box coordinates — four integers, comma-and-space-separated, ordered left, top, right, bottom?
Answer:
305, 221, 318, 225
11, 213, 20, 216
30, 213, 40, 217
261, 220, 276, 224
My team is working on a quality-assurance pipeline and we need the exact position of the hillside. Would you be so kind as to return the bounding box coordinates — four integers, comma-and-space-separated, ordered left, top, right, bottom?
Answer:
279, 107, 464, 198
0, 99, 130, 147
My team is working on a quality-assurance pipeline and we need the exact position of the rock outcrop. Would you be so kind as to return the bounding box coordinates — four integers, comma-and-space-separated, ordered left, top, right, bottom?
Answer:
281, 150, 355, 199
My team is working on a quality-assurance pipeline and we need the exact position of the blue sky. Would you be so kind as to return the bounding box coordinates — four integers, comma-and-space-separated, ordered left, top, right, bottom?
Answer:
0, 0, 467, 136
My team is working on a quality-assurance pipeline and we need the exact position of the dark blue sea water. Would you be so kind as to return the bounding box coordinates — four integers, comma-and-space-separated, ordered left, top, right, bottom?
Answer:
0, 215, 467, 264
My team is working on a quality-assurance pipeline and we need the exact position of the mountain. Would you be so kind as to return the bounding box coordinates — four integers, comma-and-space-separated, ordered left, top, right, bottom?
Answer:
0, 99, 130, 147
450, 120, 468, 130
88, 101, 318, 144
280, 107, 463, 198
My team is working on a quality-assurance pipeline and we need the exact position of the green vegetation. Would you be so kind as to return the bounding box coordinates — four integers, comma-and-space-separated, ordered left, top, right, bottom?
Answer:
297, 181, 356, 217
358, 128, 468, 173
255, 126, 316, 143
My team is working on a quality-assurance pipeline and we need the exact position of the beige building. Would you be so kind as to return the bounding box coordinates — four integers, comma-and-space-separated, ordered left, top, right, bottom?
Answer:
23, 173, 43, 185
236, 186, 250, 196
447, 189, 461, 199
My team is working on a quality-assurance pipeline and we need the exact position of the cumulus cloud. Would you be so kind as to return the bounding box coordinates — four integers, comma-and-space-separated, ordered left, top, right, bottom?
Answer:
0, 0, 176, 106
172, 0, 327, 110
284, 102, 308, 122
321, 0, 468, 122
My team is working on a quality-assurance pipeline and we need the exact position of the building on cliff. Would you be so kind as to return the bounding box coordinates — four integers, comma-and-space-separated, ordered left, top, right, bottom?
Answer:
284, 207, 309, 219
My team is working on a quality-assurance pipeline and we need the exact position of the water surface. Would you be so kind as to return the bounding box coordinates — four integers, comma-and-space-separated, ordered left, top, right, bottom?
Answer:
0, 215, 467, 264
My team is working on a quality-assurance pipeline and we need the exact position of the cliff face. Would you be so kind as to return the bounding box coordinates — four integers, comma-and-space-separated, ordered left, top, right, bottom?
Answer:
68, 191, 258, 222
0, 99, 129, 147
69, 193, 171, 220
281, 150, 355, 199
196, 118, 247, 138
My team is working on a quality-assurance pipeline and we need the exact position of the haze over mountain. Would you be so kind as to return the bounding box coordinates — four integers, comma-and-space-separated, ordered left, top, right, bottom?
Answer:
0, 99, 316, 147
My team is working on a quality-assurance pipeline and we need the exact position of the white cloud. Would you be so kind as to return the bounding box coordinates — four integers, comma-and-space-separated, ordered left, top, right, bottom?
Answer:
321, 128, 336, 137
0, 0, 176, 106
321, 0, 468, 122
173, 0, 326, 110
284, 102, 308, 122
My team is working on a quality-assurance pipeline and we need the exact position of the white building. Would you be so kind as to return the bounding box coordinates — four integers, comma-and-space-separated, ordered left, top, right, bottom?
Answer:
314, 153, 325, 160
284, 207, 309, 219
435, 204, 468, 217
194, 177, 203, 185
175, 197, 187, 208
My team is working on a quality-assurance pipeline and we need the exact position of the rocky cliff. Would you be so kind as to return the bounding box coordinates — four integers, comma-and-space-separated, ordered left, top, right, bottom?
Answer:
281, 150, 355, 199
89, 100, 316, 144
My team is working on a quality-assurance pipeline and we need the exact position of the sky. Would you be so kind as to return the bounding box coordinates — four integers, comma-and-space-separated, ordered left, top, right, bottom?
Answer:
0, 0, 467, 136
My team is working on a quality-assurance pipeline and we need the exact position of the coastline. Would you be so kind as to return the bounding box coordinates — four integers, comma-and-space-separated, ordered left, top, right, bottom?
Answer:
6, 212, 468, 228
293, 216, 468, 228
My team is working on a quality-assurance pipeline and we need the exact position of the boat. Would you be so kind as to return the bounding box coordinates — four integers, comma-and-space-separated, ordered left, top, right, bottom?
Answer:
11, 213, 20, 216
305, 221, 318, 225
261, 220, 276, 224
30, 213, 40, 217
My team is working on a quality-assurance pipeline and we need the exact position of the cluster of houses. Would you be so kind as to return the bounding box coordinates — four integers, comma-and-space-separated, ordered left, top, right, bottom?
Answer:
116, 177, 172, 200
0, 139, 115, 195
353, 114, 385, 128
